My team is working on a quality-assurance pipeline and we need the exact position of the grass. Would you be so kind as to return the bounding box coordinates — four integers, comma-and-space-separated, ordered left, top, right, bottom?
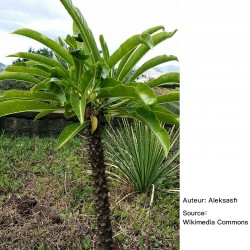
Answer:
0, 132, 179, 249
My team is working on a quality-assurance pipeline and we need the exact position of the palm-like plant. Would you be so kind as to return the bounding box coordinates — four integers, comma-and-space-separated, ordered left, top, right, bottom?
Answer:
0, 0, 179, 249
105, 119, 180, 192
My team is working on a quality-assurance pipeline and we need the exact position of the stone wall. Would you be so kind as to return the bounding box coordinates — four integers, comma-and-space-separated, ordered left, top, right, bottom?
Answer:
0, 112, 77, 137
0, 112, 174, 137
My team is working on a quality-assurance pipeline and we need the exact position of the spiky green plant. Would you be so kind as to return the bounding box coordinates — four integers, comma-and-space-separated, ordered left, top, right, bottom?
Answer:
105, 119, 179, 192
0, 0, 179, 249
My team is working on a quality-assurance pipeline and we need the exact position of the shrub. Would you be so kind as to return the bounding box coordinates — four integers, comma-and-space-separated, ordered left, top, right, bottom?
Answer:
105, 119, 179, 192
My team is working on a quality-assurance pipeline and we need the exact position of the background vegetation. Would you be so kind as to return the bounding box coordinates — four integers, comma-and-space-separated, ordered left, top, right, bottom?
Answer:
0, 131, 179, 250
0, 47, 52, 90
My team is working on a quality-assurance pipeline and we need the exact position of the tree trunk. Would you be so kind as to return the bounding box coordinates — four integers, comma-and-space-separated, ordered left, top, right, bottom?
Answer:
87, 115, 113, 250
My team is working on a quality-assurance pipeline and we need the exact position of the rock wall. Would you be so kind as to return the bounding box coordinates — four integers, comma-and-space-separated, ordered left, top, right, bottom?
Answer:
0, 112, 76, 137
0, 112, 173, 137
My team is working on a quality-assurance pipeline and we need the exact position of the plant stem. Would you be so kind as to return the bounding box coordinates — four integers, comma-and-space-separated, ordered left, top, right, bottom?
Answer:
87, 114, 113, 250
108, 99, 129, 109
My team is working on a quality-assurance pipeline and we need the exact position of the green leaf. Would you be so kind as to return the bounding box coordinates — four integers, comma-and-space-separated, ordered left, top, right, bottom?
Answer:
128, 82, 157, 105
115, 48, 136, 79
5, 65, 51, 78
115, 27, 169, 80
73, 32, 84, 42
134, 107, 171, 156
8, 52, 68, 77
0, 100, 57, 117
116, 106, 170, 156
151, 105, 178, 117
79, 69, 94, 94
146, 72, 180, 88
47, 80, 67, 104
60, 0, 101, 63
48, 78, 72, 89
12, 28, 74, 65
70, 89, 86, 123
99, 62, 110, 79
69, 48, 90, 61
142, 26, 165, 35
34, 110, 59, 121
128, 54, 178, 81
117, 30, 177, 82
26, 62, 52, 72
56, 36, 66, 47
73, 21, 80, 35
0, 89, 61, 102
156, 91, 180, 104
99, 35, 110, 60
99, 78, 121, 88
98, 78, 157, 105
0, 72, 41, 85
107, 34, 147, 69
65, 34, 77, 49
161, 103, 180, 116
97, 97, 121, 111
140, 33, 154, 48
31, 80, 50, 91
57, 121, 89, 148
154, 111, 179, 126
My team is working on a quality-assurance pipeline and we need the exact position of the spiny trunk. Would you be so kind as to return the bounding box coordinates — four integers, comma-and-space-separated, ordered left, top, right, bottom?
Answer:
87, 115, 113, 250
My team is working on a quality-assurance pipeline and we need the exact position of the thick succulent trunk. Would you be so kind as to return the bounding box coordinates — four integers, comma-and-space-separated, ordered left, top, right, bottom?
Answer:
87, 115, 113, 250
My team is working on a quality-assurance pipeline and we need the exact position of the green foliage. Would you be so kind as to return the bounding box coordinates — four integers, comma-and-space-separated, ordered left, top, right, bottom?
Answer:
0, 47, 53, 91
82, 236, 91, 249
11, 47, 53, 65
0, 2, 179, 248
128, 54, 178, 82
105, 119, 179, 192
146, 72, 180, 88
0, 72, 41, 85
13, 29, 73, 66
0, 0, 179, 154
57, 121, 90, 148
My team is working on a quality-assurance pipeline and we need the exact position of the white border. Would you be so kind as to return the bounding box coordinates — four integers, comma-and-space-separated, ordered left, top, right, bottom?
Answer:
180, 0, 250, 249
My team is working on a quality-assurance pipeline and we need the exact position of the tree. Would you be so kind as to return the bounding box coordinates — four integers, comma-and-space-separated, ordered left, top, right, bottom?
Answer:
0, 47, 53, 90
0, 0, 179, 249
11, 47, 53, 65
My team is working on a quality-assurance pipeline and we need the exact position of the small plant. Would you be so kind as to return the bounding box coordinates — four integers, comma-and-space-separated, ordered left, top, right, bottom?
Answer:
105, 119, 179, 192
82, 236, 91, 250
